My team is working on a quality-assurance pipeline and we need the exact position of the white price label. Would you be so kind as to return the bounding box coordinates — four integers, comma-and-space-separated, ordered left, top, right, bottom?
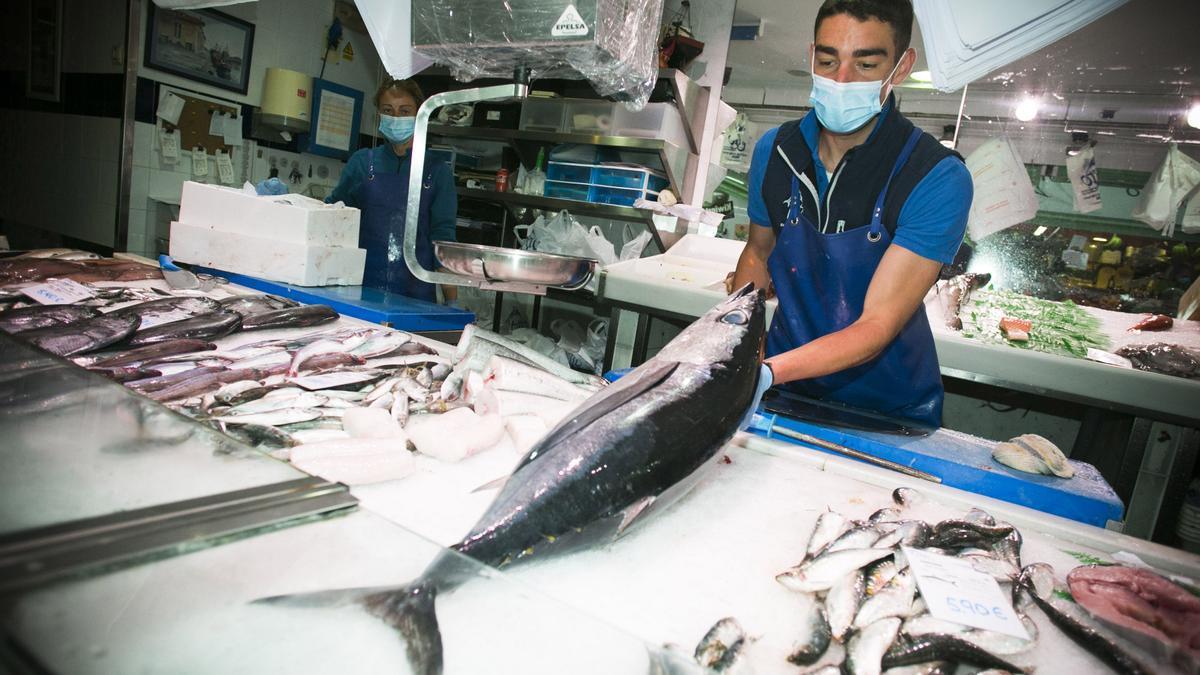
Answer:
290, 370, 380, 391
22, 279, 94, 305
902, 546, 1030, 639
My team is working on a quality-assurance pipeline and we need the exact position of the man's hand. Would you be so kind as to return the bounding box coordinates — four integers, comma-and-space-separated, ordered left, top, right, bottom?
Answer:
729, 224, 776, 296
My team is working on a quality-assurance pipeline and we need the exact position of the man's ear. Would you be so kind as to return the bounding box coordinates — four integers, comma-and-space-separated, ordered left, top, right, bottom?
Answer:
893, 47, 917, 85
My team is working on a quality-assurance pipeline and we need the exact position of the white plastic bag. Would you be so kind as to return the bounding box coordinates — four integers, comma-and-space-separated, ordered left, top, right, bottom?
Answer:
583, 226, 617, 266
964, 136, 1039, 241
619, 228, 652, 261
1065, 145, 1102, 214
1132, 144, 1200, 237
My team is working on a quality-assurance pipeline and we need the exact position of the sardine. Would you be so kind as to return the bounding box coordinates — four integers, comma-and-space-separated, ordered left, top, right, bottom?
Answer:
873, 521, 930, 550
789, 592, 832, 665
694, 617, 749, 672
240, 304, 339, 331
256, 285, 768, 675
891, 487, 921, 508
19, 313, 140, 356
902, 614, 1038, 656
881, 634, 1024, 673
844, 617, 901, 675
125, 310, 242, 346
865, 559, 901, 597
825, 525, 883, 555
0, 304, 99, 333
808, 511, 850, 557
778, 548, 895, 593
854, 570, 917, 628
826, 570, 866, 641
869, 508, 902, 525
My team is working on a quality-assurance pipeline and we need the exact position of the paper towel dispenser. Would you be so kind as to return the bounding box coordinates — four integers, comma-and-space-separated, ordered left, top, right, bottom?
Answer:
257, 68, 313, 134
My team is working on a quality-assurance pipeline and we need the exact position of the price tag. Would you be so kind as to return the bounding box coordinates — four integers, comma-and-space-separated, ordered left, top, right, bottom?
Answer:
192, 147, 209, 177
290, 370, 381, 390
215, 150, 235, 184
22, 279, 95, 305
902, 546, 1029, 639
1086, 348, 1133, 369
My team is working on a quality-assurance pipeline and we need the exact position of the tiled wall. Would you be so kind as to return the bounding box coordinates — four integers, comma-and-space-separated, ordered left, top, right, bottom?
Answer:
127, 120, 348, 258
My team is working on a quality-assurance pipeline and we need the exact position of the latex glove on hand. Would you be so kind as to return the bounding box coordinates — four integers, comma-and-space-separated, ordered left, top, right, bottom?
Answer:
738, 362, 774, 431
255, 177, 288, 196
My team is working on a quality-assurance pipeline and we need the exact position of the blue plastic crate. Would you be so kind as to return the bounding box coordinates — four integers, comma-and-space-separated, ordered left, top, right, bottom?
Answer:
593, 165, 668, 192
544, 181, 590, 202
546, 161, 594, 184
589, 185, 645, 207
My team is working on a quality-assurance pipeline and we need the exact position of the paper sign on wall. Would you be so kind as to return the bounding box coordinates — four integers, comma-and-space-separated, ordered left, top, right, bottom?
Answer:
160, 129, 180, 164
215, 150, 235, 184
222, 115, 243, 146
314, 90, 355, 152
157, 91, 184, 125
192, 147, 209, 177
208, 112, 227, 137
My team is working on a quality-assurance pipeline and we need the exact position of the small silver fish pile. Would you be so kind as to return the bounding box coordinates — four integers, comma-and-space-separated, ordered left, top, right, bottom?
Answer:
760, 493, 1035, 675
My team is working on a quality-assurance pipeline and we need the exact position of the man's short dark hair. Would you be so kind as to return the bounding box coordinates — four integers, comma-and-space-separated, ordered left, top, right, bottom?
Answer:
814, 0, 914, 58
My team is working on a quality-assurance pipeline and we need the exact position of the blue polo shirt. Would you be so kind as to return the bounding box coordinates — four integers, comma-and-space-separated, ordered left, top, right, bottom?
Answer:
326, 145, 458, 242
747, 103, 972, 264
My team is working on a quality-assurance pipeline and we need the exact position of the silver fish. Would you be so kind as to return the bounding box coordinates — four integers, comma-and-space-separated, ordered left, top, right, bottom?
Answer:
826, 570, 866, 641
694, 617, 749, 672
808, 511, 849, 557
19, 313, 140, 356
789, 592, 832, 666
854, 570, 916, 628
844, 617, 901, 675
212, 407, 323, 426
778, 548, 894, 593
825, 525, 883, 555
892, 487, 921, 508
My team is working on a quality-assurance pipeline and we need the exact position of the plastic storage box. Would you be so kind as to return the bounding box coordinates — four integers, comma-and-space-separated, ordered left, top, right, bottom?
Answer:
544, 181, 591, 201
564, 99, 615, 134
611, 102, 688, 148
519, 98, 565, 132
546, 161, 594, 184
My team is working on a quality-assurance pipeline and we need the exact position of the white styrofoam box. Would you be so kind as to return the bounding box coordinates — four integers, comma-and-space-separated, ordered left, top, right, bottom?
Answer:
178, 181, 361, 248
170, 221, 366, 287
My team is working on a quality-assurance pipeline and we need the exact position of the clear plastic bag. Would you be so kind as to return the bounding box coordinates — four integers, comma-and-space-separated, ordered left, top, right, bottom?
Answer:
1132, 144, 1200, 237
409, 0, 665, 109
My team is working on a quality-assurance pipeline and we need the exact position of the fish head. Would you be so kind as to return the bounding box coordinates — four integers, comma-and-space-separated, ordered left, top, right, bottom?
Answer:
656, 283, 765, 369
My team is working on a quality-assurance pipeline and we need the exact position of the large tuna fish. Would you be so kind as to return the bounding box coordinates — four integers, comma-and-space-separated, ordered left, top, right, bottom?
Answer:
261, 285, 767, 674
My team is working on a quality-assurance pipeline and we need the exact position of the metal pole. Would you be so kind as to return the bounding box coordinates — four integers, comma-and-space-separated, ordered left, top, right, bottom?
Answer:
952, 83, 968, 149
768, 425, 942, 483
115, 0, 141, 253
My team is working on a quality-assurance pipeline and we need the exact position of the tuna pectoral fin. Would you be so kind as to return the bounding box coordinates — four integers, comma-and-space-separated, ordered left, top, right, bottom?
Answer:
617, 496, 656, 535
471, 474, 509, 493
254, 582, 444, 675
364, 583, 443, 675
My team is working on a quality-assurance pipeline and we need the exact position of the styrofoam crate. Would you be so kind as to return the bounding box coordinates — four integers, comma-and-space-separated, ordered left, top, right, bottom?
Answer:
169, 221, 366, 286
177, 181, 361, 248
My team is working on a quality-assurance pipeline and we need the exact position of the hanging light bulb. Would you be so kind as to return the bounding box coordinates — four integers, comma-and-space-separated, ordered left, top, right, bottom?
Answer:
1014, 96, 1040, 122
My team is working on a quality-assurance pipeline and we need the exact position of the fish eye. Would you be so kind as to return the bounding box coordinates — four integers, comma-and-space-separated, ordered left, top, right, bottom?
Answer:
720, 310, 749, 325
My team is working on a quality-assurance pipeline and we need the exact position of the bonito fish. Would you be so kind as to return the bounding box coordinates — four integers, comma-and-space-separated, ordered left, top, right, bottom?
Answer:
0, 305, 99, 333
257, 285, 768, 675
18, 313, 140, 356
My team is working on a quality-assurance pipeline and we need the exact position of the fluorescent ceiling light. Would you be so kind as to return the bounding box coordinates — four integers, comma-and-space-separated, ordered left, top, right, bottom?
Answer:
1033, 226, 1047, 236
1014, 96, 1040, 122
1188, 103, 1200, 129
1092, 236, 1108, 242
910, 70, 933, 82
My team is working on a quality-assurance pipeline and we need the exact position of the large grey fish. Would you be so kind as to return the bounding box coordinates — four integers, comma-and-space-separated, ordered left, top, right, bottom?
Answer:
86, 339, 217, 369
107, 296, 223, 329
125, 310, 242, 347
19, 313, 140, 356
239, 304, 339, 331
218, 293, 298, 316
0, 304, 99, 333
257, 285, 768, 675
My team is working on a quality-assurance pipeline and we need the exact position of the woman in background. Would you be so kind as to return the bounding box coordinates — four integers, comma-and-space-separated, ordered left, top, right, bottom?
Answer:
327, 78, 457, 303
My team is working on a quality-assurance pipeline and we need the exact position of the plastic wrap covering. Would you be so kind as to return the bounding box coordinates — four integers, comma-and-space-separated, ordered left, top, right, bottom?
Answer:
411, 0, 664, 109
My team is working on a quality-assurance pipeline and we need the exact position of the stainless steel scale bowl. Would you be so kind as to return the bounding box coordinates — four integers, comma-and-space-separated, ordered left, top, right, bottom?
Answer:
434, 241, 595, 290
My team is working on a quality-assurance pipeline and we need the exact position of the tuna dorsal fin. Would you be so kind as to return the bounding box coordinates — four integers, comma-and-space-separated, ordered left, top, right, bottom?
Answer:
512, 361, 680, 473
470, 475, 508, 493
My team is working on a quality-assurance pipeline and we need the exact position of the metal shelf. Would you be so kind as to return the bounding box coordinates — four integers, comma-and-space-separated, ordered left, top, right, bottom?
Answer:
429, 125, 690, 196
455, 187, 665, 254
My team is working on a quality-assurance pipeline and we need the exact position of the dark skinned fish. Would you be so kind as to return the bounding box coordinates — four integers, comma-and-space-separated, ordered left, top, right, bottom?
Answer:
256, 285, 768, 675
125, 310, 242, 347
127, 366, 225, 393
19, 313, 140, 356
88, 365, 162, 383
239, 304, 339, 331
881, 634, 1024, 672
0, 305, 100, 333
218, 293, 298, 316
108, 296, 223, 330
86, 339, 217, 369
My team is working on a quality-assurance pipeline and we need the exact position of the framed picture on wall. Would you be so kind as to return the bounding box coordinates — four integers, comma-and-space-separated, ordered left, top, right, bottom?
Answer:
145, 5, 255, 95
27, 0, 62, 102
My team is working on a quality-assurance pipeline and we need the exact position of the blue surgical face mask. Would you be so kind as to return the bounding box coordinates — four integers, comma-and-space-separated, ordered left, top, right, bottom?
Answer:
379, 114, 416, 143
809, 57, 902, 134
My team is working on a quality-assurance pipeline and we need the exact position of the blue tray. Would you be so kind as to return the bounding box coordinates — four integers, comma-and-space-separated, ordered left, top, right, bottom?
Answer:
751, 412, 1124, 528
194, 267, 474, 333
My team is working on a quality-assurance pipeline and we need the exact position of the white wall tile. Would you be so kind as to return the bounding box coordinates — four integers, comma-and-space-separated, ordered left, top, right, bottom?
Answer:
133, 122, 154, 168
127, 207, 147, 238
130, 166, 150, 209
149, 169, 187, 202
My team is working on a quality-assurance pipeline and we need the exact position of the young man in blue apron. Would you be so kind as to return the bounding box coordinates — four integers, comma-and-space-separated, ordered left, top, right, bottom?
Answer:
732, 0, 973, 427
327, 79, 458, 303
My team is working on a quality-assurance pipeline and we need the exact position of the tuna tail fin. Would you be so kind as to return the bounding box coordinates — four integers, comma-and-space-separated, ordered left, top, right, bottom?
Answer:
363, 583, 443, 675
254, 581, 444, 675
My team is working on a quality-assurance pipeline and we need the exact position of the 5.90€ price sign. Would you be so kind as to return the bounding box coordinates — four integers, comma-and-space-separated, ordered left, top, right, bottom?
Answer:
902, 545, 1030, 639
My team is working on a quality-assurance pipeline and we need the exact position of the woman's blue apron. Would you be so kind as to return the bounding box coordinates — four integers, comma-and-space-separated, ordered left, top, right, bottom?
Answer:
360, 146, 438, 302
765, 128, 943, 427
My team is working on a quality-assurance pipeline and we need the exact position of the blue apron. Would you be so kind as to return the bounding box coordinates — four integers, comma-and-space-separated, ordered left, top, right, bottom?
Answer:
766, 128, 944, 426
360, 146, 438, 302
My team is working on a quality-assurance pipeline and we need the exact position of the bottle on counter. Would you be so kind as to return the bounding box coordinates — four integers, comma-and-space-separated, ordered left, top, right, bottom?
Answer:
496, 168, 509, 193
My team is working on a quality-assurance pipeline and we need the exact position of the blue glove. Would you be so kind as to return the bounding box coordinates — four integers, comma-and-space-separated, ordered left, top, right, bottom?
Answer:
255, 177, 288, 196
739, 363, 774, 431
